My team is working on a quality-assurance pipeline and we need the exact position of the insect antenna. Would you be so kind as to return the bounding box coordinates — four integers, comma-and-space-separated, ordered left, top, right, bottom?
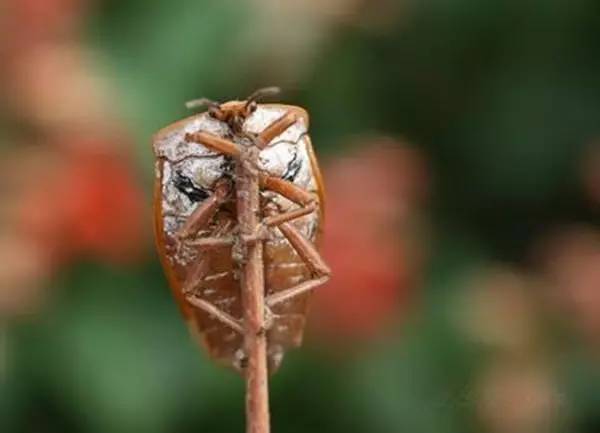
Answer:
245, 86, 281, 106
185, 97, 220, 110
185, 97, 224, 119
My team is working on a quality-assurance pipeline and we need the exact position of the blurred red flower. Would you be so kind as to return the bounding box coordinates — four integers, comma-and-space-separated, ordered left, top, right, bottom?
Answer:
2, 0, 87, 57
17, 137, 149, 266
310, 139, 428, 341
0, 0, 145, 317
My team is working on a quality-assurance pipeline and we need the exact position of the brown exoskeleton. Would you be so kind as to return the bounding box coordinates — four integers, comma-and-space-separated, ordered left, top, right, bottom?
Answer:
153, 88, 330, 372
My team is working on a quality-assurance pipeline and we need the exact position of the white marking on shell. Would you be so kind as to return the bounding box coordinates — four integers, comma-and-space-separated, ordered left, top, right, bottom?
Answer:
294, 136, 318, 192
163, 215, 179, 234
258, 142, 297, 179
177, 156, 226, 190
214, 297, 235, 306
267, 262, 306, 270
161, 156, 227, 222
203, 272, 229, 282
244, 107, 305, 143
257, 137, 315, 193
245, 107, 313, 190
154, 113, 230, 161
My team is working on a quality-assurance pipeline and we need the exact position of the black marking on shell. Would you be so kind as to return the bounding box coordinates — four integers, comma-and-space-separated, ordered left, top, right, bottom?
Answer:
174, 171, 209, 202
282, 149, 302, 182
220, 156, 235, 179
268, 132, 308, 150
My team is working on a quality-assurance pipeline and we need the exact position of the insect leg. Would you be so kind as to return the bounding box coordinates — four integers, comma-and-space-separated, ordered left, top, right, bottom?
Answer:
175, 178, 240, 332
258, 172, 323, 237
264, 221, 331, 307
186, 236, 234, 249
258, 175, 319, 236
277, 222, 330, 277
267, 276, 330, 307
239, 196, 318, 246
176, 195, 220, 241
259, 175, 315, 206
183, 259, 243, 333
234, 176, 316, 246
176, 178, 231, 240
255, 112, 297, 149
185, 132, 241, 158
262, 203, 318, 227
186, 294, 243, 333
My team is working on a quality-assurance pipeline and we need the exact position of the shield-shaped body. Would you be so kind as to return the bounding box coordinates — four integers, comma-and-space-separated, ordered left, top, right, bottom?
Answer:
153, 104, 324, 371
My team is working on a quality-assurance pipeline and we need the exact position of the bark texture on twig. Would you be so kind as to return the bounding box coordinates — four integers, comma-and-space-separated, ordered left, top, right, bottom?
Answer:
236, 144, 270, 433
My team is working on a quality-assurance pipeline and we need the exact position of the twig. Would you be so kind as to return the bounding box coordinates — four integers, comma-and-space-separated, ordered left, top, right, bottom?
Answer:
236, 143, 271, 433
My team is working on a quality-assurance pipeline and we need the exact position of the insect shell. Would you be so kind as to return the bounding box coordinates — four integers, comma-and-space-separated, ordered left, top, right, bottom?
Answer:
153, 96, 327, 372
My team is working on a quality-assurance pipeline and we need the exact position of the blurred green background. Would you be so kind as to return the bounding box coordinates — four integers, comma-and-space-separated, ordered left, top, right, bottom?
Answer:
2, 1, 600, 432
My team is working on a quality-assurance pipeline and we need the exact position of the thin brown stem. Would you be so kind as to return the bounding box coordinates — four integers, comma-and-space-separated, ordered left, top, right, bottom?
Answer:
236, 144, 270, 433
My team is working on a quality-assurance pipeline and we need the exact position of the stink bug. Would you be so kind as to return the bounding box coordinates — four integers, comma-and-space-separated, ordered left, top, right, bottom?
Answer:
153, 88, 330, 372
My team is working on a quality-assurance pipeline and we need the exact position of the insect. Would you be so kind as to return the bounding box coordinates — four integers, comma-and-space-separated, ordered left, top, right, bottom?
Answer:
153, 88, 330, 372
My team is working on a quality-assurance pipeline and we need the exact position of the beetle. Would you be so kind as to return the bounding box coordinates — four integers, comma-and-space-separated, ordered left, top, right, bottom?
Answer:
153, 88, 330, 372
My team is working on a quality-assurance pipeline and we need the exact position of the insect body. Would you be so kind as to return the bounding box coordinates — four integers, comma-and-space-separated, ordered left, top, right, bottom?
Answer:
153, 90, 330, 372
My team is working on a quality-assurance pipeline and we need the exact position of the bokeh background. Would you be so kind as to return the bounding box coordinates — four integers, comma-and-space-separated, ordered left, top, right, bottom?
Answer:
2, 1, 600, 432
